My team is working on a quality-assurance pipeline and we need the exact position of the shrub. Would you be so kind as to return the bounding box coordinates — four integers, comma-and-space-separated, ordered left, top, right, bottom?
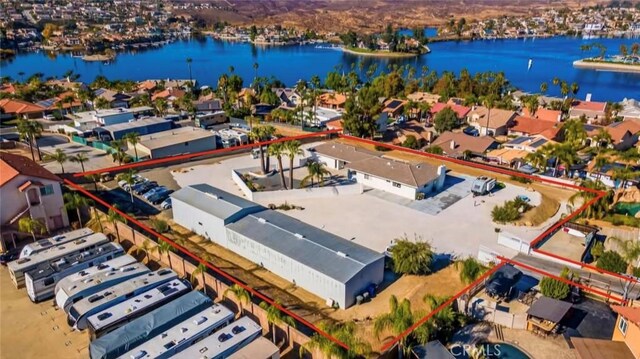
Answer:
540, 267, 572, 300
633, 266, 640, 278
590, 241, 604, 260
425, 146, 443, 155
402, 135, 420, 149
374, 145, 392, 152
389, 235, 434, 275
509, 175, 532, 184
603, 214, 640, 228
491, 197, 533, 224
150, 219, 169, 233
596, 250, 628, 274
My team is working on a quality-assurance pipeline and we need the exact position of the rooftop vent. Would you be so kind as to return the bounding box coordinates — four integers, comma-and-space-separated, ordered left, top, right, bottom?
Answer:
294, 233, 305, 239
205, 193, 219, 200
336, 251, 348, 258
258, 218, 267, 224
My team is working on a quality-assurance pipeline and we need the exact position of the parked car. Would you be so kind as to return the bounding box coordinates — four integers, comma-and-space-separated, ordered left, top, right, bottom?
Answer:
143, 186, 166, 199
135, 182, 158, 195
463, 126, 480, 137
160, 198, 172, 210
151, 191, 174, 205
486, 264, 523, 299
0, 248, 20, 265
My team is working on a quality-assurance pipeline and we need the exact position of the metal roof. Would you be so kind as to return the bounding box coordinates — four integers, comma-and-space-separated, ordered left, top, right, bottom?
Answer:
226, 209, 384, 283
527, 296, 572, 323
171, 184, 263, 222
101, 117, 171, 133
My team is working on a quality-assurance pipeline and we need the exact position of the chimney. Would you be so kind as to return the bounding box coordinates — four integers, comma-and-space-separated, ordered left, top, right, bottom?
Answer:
435, 165, 447, 191
450, 140, 456, 150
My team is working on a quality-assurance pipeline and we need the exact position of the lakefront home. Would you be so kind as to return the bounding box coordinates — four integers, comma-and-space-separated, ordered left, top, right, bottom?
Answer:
569, 100, 607, 122
467, 106, 517, 136
429, 131, 499, 158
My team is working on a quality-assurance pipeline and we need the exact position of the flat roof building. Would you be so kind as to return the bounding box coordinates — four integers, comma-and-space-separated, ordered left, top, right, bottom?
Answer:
101, 117, 172, 140
171, 184, 384, 308
133, 126, 217, 159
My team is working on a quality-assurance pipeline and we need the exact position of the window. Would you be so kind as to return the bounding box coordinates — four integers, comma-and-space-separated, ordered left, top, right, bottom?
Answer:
618, 317, 628, 336
392, 182, 401, 188
40, 185, 54, 196
43, 277, 55, 286
364, 174, 370, 180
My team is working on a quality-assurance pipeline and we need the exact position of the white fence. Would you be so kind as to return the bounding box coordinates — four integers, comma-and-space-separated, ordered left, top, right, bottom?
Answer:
497, 232, 531, 254
231, 169, 363, 203
468, 298, 528, 329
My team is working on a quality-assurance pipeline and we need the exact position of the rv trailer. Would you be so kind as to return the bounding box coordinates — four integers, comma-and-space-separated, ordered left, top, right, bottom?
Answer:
54, 255, 137, 299
20, 228, 94, 258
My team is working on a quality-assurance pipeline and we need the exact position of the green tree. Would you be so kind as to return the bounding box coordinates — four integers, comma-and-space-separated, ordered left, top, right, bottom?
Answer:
63, 192, 90, 227
568, 179, 612, 219
259, 300, 296, 344
374, 295, 430, 358
524, 151, 546, 172
596, 250, 628, 274
17, 119, 43, 162
154, 98, 168, 116
94, 97, 110, 109
402, 135, 420, 149
190, 262, 207, 293
116, 169, 137, 203
268, 142, 288, 189
300, 160, 331, 188
455, 257, 487, 284
539, 267, 571, 299
590, 241, 604, 260
249, 125, 276, 174
300, 321, 371, 359
136, 238, 153, 264
18, 217, 46, 241
609, 237, 640, 275
389, 235, 434, 275
224, 284, 251, 318
44, 148, 68, 174
433, 107, 458, 133
107, 206, 126, 242
150, 218, 169, 233
425, 146, 444, 155
284, 140, 302, 190
69, 152, 89, 173
155, 240, 174, 269
123, 132, 140, 160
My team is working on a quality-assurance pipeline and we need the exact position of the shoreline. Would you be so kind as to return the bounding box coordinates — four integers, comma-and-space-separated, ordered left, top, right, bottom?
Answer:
341, 47, 422, 58
82, 53, 116, 62
573, 59, 640, 74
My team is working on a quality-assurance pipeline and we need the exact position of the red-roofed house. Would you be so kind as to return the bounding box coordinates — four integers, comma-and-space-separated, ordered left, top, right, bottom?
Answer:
429, 103, 471, 125
509, 116, 559, 136
587, 120, 640, 150
0, 152, 69, 251
522, 107, 562, 122
0, 99, 45, 120
570, 101, 607, 122
325, 119, 344, 131
0, 83, 17, 95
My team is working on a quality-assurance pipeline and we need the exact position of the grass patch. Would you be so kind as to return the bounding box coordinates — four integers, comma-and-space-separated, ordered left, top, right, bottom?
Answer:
492, 197, 533, 224
517, 193, 560, 226
602, 214, 640, 228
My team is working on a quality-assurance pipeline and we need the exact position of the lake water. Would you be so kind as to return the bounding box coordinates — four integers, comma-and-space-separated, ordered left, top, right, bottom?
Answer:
1, 35, 639, 101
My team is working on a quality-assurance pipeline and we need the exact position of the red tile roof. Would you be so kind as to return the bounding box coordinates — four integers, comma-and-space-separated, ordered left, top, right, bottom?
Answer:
0, 99, 45, 114
0, 83, 17, 94
0, 152, 60, 187
430, 103, 471, 119
510, 116, 558, 135
572, 101, 607, 112
325, 119, 343, 130
430, 131, 497, 157
612, 305, 640, 326
522, 108, 562, 122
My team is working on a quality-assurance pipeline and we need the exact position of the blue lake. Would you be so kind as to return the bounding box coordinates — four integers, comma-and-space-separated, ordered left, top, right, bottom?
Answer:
1, 35, 639, 101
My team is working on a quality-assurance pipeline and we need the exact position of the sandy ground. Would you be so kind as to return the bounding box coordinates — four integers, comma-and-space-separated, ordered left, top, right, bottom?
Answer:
0, 266, 88, 359
170, 142, 568, 260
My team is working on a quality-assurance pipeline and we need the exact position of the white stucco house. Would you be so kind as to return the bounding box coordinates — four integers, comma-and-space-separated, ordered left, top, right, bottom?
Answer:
1, 152, 69, 251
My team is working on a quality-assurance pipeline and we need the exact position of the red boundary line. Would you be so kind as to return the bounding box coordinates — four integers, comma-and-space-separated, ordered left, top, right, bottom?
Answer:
63, 179, 349, 351
497, 255, 626, 303
65, 129, 639, 353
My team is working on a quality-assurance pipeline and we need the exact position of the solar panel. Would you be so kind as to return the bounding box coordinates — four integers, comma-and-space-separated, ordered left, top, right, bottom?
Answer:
530, 139, 548, 148
387, 100, 403, 109
507, 136, 531, 145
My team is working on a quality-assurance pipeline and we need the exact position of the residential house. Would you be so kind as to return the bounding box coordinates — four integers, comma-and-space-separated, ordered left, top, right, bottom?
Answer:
151, 87, 186, 106
467, 107, 517, 136
312, 142, 381, 170
503, 135, 555, 153
236, 88, 256, 108
382, 99, 407, 119
509, 116, 559, 137
429, 131, 499, 158
393, 121, 434, 148
429, 103, 471, 126
274, 88, 302, 108
569, 100, 607, 122
586, 120, 640, 151
317, 93, 347, 110
619, 99, 640, 121
325, 119, 343, 132
36, 92, 83, 115
0, 83, 17, 95
0, 152, 69, 251
194, 99, 223, 113
346, 156, 447, 200
572, 305, 639, 359
93, 88, 132, 108
0, 99, 45, 120
522, 107, 563, 122
586, 162, 640, 188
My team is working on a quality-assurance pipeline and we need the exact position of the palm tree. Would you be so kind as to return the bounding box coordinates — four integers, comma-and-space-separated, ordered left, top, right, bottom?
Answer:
45, 148, 68, 174
136, 238, 152, 263
85, 206, 104, 233
284, 140, 302, 190
63, 192, 90, 227
609, 237, 640, 275
591, 155, 609, 181
524, 151, 546, 172
17, 119, 43, 161
540, 82, 548, 94
190, 262, 208, 292
69, 152, 89, 173
300, 160, 331, 188
154, 98, 168, 116
258, 300, 296, 344
249, 125, 276, 174
224, 284, 251, 318
300, 321, 370, 359
593, 128, 612, 149
481, 94, 497, 136
252, 62, 259, 82
455, 257, 487, 284
155, 240, 174, 269
123, 132, 140, 161
561, 119, 587, 145
18, 217, 46, 241
374, 295, 430, 358
117, 170, 137, 203
110, 139, 128, 165
268, 142, 288, 190
568, 179, 611, 219
107, 206, 126, 242
186, 57, 193, 87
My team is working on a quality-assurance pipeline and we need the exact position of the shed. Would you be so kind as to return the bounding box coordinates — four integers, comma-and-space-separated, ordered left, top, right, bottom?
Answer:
527, 296, 572, 334
101, 117, 172, 140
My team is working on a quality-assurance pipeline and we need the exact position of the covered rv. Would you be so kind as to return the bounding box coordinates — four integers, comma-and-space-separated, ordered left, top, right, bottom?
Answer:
20, 228, 94, 258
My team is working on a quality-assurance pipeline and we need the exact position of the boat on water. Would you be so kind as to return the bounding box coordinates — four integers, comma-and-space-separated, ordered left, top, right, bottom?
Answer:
528, 58, 533, 70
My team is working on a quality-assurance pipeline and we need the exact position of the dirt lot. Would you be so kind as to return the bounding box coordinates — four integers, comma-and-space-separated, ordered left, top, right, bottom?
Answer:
0, 267, 88, 359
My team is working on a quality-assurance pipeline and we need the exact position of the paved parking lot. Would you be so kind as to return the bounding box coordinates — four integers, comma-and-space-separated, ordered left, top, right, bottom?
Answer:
39, 141, 115, 174
171, 148, 563, 259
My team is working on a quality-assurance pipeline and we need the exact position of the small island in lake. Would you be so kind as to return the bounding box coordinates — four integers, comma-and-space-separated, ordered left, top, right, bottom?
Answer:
574, 42, 640, 73
338, 25, 431, 58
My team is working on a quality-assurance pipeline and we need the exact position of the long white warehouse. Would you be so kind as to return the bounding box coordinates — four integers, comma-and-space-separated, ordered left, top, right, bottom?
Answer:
171, 184, 384, 308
